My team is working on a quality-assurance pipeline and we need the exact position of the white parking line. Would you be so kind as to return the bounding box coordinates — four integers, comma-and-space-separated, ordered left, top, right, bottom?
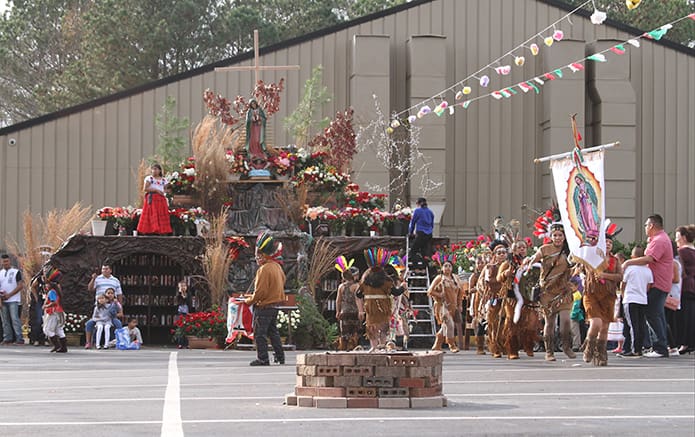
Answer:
1, 392, 693, 405
0, 415, 693, 426
160, 352, 183, 437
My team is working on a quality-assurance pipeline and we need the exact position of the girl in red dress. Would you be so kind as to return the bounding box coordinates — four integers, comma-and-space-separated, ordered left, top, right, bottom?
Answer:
136, 164, 172, 235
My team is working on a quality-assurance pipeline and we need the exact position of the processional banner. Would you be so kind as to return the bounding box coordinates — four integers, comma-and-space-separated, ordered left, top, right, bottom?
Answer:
549, 150, 607, 271
227, 297, 254, 342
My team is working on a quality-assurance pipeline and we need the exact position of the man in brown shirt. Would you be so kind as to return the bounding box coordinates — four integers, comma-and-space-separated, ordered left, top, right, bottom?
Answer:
245, 231, 286, 366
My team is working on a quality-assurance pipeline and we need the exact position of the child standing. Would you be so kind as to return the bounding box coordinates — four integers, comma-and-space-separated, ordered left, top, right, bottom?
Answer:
175, 280, 191, 349
335, 260, 360, 351
91, 294, 113, 349
620, 246, 653, 357
42, 268, 67, 353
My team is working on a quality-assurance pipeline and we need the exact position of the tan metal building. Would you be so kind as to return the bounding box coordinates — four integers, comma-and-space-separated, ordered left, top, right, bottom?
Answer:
1, 0, 693, 249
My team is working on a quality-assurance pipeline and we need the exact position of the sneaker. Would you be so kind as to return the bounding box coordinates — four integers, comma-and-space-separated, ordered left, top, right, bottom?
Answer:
249, 359, 270, 366
617, 351, 641, 358
610, 347, 622, 354
96, 345, 102, 350
104, 345, 109, 350
14, 340, 25, 345
84, 342, 92, 349
668, 347, 680, 356
644, 350, 665, 358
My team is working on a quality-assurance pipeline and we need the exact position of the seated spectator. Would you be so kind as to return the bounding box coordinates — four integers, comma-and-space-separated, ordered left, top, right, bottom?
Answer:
127, 318, 143, 346
85, 288, 122, 349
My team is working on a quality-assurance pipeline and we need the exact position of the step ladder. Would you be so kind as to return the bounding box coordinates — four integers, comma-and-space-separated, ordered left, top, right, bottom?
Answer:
406, 267, 437, 338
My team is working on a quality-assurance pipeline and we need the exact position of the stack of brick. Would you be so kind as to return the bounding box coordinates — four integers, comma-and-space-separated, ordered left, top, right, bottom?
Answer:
285, 351, 446, 408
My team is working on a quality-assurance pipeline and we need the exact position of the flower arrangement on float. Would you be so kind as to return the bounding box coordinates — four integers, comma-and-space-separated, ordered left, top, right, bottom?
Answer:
226, 150, 250, 176
268, 150, 298, 176
344, 182, 387, 209
293, 164, 350, 192
167, 157, 197, 194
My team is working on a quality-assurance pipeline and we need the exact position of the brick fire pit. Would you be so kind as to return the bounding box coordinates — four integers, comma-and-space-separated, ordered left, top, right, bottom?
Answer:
285, 351, 446, 408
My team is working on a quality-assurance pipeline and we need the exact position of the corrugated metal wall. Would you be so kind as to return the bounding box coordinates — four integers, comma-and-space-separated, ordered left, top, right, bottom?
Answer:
1, 0, 693, 248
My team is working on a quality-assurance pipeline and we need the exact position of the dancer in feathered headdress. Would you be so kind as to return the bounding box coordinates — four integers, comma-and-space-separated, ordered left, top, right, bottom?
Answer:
243, 231, 286, 366
528, 209, 575, 362
356, 247, 406, 352
427, 250, 464, 353
335, 256, 361, 351
497, 238, 541, 359
580, 218, 623, 367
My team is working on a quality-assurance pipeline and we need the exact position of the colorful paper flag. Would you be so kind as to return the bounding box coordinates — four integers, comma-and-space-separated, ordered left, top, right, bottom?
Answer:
587, 53, 607, 62
610, 44, 626, 55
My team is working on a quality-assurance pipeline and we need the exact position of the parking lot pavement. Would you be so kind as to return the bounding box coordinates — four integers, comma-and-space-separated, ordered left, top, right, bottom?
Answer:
0, 346, 693, 436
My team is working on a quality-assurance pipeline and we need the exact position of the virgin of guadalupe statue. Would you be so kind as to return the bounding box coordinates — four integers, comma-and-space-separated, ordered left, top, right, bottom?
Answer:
572, 173, 600, 242
245, 99, 267, 166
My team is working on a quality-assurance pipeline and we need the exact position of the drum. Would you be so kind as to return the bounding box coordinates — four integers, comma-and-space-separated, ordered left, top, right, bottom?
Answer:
518, 264, 541, 302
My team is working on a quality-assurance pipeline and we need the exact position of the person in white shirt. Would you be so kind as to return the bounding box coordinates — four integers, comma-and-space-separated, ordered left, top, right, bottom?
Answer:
620, 246, 653, 357
0, 254, 25, 344
88, 263, 123, 303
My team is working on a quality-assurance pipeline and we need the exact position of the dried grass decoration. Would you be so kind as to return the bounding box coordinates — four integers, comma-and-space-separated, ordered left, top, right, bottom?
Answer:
7, 203, 92, 318
274, 183, 308, 225
191, 116, 238, 213
200, 208, 236, 307
306, 238, 342, 298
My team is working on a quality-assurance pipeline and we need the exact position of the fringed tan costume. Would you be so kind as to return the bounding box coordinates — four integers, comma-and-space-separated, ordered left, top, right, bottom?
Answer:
537, 243, 575, 360
481, 262, 505, 358
498, 259, 528, 359
583, 254, 620, 366
358, 267, 395, 349
427, 273, 462, 353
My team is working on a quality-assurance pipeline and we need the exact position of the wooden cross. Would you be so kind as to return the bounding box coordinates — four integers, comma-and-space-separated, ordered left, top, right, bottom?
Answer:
215, 30, 300, 84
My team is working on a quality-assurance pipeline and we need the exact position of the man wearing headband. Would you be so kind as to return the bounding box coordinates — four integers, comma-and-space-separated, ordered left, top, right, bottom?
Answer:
244, 232, 286, 366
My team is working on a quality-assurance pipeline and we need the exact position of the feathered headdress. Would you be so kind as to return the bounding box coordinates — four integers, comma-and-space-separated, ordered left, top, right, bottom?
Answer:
389, 254, 407, 273
604, 219, 623, 240
334, 256, 355, 273
45, 267, 62, 283
432, 251, 456, 266
491, 216, 522, 247
256, 230, 283, 260
533, 205, 562, 244
364, 247, 395, 268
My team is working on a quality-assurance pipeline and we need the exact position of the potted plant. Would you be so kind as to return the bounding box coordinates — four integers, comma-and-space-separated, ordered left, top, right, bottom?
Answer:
166, 157, 197, 207
172, 306, 228, 348
64, 313, 88, 346
276, 308, 301, 342
93, 207, 113, 235
111, 206, 139, 235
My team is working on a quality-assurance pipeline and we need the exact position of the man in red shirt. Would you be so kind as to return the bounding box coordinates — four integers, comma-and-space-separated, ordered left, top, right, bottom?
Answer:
622, 214, 673, 357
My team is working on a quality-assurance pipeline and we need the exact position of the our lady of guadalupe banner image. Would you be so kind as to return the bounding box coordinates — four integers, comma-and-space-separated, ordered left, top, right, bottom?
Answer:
550, 150, 607, 271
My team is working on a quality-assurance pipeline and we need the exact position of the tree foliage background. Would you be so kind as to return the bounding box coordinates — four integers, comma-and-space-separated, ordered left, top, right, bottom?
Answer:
1, 0, 692, 127
0, 0, 405, 126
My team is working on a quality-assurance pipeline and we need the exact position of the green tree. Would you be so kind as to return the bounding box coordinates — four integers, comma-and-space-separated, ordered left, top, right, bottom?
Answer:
153, 96, 190, 173
564, 0, 694, 47
284, 65, 332, 147
0, 0, 407, 126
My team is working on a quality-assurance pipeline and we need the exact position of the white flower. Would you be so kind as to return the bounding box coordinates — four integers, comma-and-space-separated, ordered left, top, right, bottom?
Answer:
183, 168, 196, 177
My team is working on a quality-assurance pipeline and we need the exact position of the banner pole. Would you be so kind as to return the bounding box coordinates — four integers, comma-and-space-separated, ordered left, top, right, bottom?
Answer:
534, 141, 620, 164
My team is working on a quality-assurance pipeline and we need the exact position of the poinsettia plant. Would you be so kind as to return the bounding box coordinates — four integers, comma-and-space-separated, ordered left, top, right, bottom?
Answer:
225, 236, 250, 261
172, 306, 227, 341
